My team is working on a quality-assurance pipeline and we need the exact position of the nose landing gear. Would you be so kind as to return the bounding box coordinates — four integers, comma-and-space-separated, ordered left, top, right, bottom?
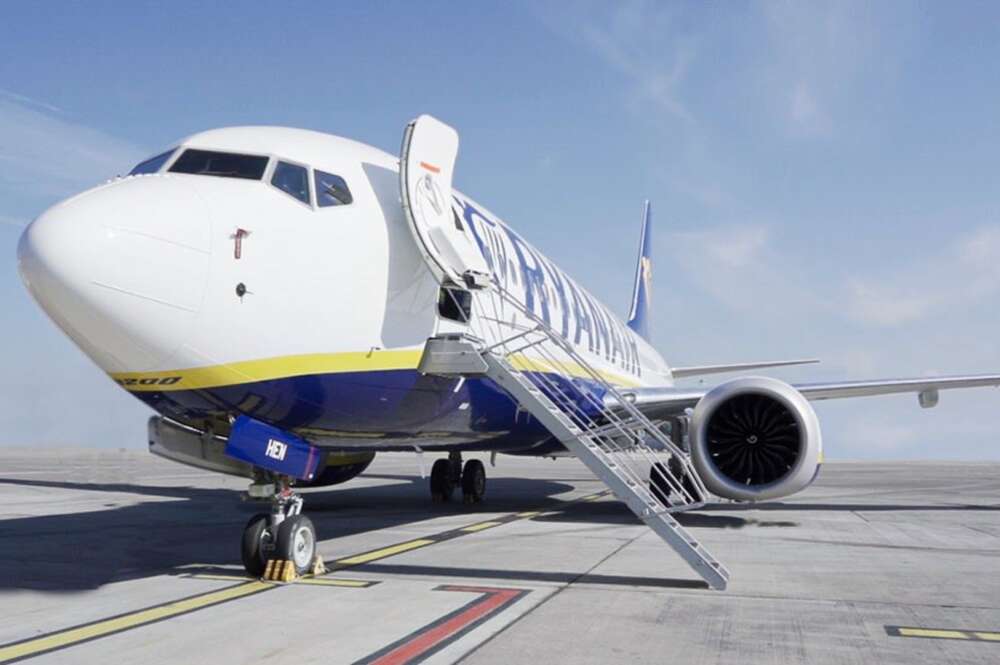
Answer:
430, 452, 487, 504
241, 475, 319, 579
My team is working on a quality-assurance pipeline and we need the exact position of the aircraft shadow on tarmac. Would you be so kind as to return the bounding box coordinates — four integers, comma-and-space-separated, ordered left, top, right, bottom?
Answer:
531, 499, 798, 529
344, 561, 711, 590
0, 474, 589, 592
1, 475, 997, 592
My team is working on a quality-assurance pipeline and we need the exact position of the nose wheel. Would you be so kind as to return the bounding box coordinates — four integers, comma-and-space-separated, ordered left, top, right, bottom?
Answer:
430, 453, 486, 504
241, 513, 272, 578
241, 477, 319, 579
276, 515, 317, 574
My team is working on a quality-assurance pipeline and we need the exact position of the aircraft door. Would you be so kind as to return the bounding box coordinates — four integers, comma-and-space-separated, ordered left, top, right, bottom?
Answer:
400, 115, 490, 289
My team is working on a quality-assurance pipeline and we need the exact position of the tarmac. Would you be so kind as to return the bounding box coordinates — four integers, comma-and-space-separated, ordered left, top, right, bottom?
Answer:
0, 448, 998, 664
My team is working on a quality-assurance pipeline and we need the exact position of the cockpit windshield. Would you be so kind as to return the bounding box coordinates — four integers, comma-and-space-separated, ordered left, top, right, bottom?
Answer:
129, 149, 175, 175
315, 170, 353, 206
169, 149, 269, 180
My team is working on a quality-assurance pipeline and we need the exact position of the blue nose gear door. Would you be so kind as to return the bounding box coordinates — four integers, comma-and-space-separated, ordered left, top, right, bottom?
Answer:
400, 115, 490, 289
224, 416, 320, 481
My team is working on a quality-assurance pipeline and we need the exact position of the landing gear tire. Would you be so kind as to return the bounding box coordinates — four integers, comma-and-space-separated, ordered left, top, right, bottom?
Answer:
430, 458, 455, 502
680, 473, 703, 503
275, 514, 317, 576
461, 459, 486, 504
649, 462, 672, 507
668, 455, 704, 504
241, 513, 270, 578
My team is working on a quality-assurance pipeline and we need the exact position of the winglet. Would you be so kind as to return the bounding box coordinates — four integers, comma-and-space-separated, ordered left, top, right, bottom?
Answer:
627, 201, 652, 340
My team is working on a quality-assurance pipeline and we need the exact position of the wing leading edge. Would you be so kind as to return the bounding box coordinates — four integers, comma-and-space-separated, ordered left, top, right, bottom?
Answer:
614, 373, 1000, 420
671, 358, 819, 379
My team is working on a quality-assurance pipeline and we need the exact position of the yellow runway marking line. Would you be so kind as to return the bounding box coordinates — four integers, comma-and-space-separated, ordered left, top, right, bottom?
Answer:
461, 521, 503, 532
887, 626, 1000, 643
0, 581, 270, 664
900, 628, 969, 640
335, 538, 436, 566
297, 577, 373, 588
185, 573, 374, 588
516, 511, 541, 518
184, 573, 258, 582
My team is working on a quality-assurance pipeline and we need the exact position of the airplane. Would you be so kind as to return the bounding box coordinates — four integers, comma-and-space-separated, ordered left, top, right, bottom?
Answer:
16, 114, 1000, 588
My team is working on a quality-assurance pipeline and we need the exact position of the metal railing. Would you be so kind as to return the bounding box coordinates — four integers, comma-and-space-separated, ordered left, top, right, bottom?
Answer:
465, 280, 708, 511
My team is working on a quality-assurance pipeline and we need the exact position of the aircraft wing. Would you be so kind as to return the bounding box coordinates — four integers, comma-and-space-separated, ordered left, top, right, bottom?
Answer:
615, 373, 1000, 419
671, 358, 819, 378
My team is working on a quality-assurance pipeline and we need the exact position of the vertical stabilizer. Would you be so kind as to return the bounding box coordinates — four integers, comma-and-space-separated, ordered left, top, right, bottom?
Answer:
627, 201, 652, 340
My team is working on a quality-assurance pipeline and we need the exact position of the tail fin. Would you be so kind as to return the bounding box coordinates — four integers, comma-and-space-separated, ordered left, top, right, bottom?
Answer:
627, 201, 652, 341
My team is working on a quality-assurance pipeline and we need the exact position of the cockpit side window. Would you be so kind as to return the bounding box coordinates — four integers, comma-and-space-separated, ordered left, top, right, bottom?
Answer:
129, 149, 175, 175
169, 149, 269, 180
314, 170, 353, 207
270, 161, 310, 205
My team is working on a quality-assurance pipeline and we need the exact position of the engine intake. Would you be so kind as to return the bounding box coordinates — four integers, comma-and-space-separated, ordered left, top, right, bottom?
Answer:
690, 377, 822, 501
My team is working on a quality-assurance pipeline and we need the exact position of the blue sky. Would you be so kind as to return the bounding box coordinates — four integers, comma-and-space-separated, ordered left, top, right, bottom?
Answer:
2, 1, 1000, 459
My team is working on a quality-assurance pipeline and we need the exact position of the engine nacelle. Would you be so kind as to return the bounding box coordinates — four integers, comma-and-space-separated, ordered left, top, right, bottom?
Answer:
690, 377, 822, 501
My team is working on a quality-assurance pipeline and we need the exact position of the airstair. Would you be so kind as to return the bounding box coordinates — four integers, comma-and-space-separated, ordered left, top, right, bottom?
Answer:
400, 114, 729, 589
420, 282, 731, 590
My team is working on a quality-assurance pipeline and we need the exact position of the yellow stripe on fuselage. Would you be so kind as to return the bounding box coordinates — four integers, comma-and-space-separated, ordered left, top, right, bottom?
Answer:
109, 348, 643, 392
109, 349, 424, 392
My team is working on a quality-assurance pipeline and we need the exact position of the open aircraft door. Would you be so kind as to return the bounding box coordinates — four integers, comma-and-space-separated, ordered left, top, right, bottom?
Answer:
401, 115, 491, 289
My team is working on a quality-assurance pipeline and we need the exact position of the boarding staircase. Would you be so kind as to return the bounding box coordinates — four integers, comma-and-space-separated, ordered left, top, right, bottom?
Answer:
419, 281, 731, 590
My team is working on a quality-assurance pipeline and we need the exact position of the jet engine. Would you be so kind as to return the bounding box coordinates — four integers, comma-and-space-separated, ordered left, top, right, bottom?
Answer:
689, 377, 822, 501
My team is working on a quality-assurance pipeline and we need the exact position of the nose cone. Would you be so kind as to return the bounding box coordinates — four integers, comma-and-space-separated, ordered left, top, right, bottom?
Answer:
18, 176, 211, 373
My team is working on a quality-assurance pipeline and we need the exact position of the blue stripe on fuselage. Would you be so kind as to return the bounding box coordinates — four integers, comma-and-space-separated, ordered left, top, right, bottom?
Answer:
132, 369, 608, 454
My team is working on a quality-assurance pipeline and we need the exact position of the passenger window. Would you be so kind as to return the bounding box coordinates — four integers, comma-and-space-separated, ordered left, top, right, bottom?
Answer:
129, 149, 174, 175
169, 149, 269, 180
314, 170, 353, 207
270, 162, 310, 205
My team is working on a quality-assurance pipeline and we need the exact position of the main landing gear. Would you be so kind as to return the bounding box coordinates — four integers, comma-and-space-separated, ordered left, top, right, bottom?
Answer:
241, 475, 319, 578
650, 456, 704, 508
430, 451, 486, 504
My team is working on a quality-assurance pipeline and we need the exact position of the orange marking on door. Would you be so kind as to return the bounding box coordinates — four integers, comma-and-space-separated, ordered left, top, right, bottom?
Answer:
419, 161, 441, 174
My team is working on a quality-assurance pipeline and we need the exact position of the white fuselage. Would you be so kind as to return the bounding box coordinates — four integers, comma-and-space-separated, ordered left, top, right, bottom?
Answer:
17, 127, 674, 452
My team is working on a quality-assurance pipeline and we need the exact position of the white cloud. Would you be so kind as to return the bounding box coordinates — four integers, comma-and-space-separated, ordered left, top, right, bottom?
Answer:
701, 225, 768, 268
788, 81, 831, 137
0, 93, 150, 449
846, 224, 1000, 327
0, 88, 64, 114
666, 218, 1000, 330
845, 282, 933, 327
761, 1, 898, 139
665, 223, 825, 317
0, 93, 145, 205
532, 2, 695, 123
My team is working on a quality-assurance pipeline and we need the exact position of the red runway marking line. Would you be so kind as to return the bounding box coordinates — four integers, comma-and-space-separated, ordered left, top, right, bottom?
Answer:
355, 585, 530, 665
